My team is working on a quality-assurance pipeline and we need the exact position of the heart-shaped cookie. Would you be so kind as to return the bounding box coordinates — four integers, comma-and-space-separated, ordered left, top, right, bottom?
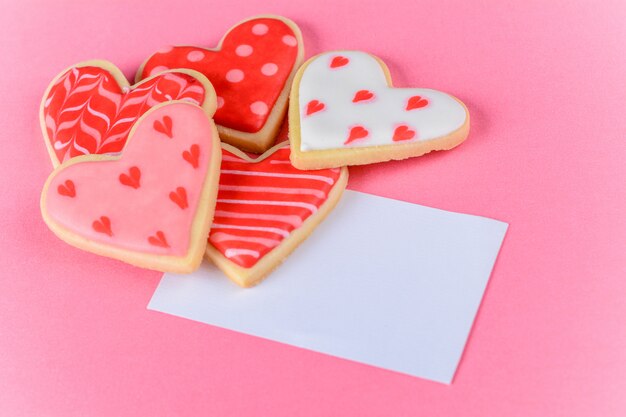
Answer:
41, 60, 213, 167
137, 15, 304, 153
205, 143, 348, 287
41, 101, 221, 273
289, 51, 470, 169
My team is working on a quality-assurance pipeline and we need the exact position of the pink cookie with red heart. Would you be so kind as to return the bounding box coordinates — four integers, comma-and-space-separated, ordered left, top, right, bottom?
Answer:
289, 51, 470, 169
205, 143, 348, 287
41, 60, 214, 167
40, 101, 222, 273
137, 15, 304, 153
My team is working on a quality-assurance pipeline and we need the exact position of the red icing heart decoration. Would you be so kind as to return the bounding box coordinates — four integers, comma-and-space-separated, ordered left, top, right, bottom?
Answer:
41, 63, 207, 166
208, 145, 346, 271
169, 187, 189, 209
153, 116, 173, 138
406, 95, 429, 110
352, 90, 374, 102
392, 125, 417, 141
344, 126, 369, 145
92, 216, 112, 237
138, 17, 301, 134
306, 100, 325, 116
330, 56, 349, 68
41, 102, 220, 272
148, 231, 170, 248
182, 144, 200, 168
57, 179, 75, 198
119, 166, 141, 189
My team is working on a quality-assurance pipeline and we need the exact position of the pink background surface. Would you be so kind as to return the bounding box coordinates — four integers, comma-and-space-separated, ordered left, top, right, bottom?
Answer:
1, 0, 625, 415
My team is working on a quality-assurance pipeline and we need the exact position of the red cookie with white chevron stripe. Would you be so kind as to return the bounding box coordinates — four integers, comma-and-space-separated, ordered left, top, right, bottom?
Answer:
40, 60, 214, 167
205, 143, 348, 287
40, 101, 222, 273
137, 15, 304, 154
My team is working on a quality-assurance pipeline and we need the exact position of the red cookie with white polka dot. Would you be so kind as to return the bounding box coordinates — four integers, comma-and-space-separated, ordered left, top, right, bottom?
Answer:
137, 15, 304, 154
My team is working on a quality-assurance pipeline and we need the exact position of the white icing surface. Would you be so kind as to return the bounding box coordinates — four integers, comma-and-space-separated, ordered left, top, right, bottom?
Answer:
298, 51, 467, 151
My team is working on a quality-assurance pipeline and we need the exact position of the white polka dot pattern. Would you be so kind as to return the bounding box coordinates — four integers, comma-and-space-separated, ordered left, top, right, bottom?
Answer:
226, 69, 244, 83
261, 63, 278, 76
140, 17, 301, 134
235, 44, 253, 57
187, 51, 205, 62
252, 23, 269, 35
282, 35, 297, 46
250, 101, 268, 115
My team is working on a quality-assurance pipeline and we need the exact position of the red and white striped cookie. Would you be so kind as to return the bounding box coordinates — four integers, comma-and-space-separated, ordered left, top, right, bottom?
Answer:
206, 143, 348, 287
137, 15, 304, 154
40, 60, 214, 167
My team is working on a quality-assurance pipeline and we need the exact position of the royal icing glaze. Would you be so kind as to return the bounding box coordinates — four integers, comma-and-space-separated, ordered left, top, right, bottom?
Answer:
297, 51, 467, 151
208, 146, 342, 268
139, 17, 300, 134
43, 103, 214, 256
42, 65, 206, 164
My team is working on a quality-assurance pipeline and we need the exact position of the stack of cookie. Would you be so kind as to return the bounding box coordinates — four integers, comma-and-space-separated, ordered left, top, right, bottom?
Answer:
39, 15, 470, 287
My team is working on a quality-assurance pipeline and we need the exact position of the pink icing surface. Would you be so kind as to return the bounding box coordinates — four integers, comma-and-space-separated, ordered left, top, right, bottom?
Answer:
44, 103, 213, 256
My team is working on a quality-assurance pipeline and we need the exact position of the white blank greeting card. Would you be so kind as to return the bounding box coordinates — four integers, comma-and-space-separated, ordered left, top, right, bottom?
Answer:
149, 190, 507, 384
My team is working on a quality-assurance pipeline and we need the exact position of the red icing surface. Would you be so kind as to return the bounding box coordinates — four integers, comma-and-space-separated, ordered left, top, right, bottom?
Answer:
208, 146, 341, 268
140, 18, 299, 133
43, 66, 205, 164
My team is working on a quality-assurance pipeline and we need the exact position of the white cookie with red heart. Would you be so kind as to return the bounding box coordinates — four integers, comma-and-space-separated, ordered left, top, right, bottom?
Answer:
289, 51, 470, 169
